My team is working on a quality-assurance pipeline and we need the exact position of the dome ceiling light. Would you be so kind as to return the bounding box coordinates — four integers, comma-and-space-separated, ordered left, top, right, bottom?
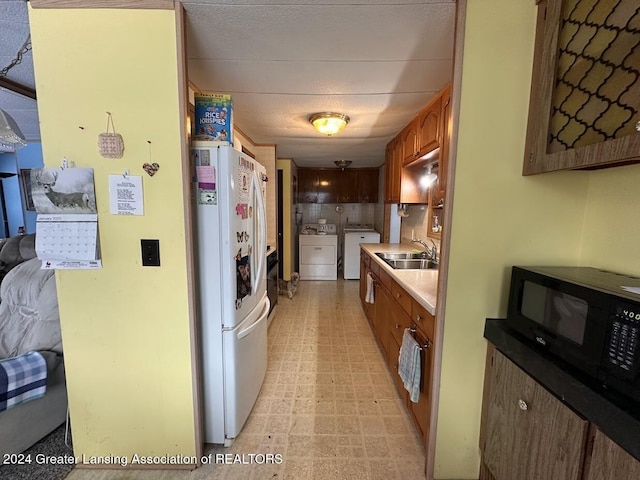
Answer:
309, 112, 350, 136
334, 160, 352, 170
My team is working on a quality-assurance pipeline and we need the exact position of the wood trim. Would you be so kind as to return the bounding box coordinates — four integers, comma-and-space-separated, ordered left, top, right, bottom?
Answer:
478, 344, 495, 452
30, 0, 174, 8
234, 125, 256, 147
0, 78, 36, 100
242, 146, 256, 159
424, 0, 466, 478
188, 81, 201, 94
175, 2, 203, 466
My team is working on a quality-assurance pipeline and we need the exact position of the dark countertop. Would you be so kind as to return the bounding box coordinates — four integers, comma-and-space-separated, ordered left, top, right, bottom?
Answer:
484, 319, 640, 461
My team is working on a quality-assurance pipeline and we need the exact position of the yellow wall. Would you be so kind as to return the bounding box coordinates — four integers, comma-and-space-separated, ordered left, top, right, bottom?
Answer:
581, 163, 640, 275
277, 159, 294, 280
434, 0, 591, 477
29, 7, 197, 462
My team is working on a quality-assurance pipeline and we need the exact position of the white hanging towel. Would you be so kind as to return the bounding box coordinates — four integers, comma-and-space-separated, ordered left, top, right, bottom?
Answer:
365, 272, 375, 303
398, 329, 421, 403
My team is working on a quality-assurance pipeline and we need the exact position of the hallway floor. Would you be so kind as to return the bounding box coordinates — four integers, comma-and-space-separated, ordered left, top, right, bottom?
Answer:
65, 279, 425, 480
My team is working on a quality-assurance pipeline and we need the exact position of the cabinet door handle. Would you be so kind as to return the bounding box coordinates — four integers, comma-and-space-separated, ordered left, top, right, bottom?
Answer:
518, 399, 528, 411
416, 314, 423, 322
636, 120, 640, 132
395, 323, 401, 329
395, 293, 401, 299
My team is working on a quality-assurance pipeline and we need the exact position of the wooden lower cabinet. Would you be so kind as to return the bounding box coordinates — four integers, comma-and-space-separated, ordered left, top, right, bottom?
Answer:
484, 350, 588, 480
407, 324, 432, 442
482, 349, 640, 480
583, 427, 640, 480
373, 282, 392, 357
387, 335, 407, 402
360, 248, 435, 447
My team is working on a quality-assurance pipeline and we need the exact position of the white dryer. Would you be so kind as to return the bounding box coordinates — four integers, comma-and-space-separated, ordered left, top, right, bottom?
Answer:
343, 224, 380, 280
299, 223, 338, 280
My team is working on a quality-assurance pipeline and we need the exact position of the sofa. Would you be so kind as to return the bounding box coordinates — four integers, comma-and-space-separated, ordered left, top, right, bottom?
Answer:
0, 234, 67, 456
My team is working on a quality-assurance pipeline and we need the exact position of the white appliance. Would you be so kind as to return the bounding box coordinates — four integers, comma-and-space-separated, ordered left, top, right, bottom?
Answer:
299, 223, 338, 280
344, 224, 380, 280
191, 143, 269, 446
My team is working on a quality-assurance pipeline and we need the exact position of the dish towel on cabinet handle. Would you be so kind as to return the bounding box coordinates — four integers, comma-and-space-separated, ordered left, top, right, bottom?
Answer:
398, 329, 421, 403
365, 272, 375, 303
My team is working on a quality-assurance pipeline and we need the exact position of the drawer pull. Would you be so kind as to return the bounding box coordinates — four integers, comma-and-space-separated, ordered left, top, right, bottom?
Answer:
416, 314, 423, 322
395, 293, 401, 299
518, 399, 528, 411
395, 323, 401, 329
314, 247, 322, 250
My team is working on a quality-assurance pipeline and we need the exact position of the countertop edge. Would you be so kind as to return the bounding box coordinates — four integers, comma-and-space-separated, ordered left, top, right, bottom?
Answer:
484, 319, 640, 462
360, 244, 437, 316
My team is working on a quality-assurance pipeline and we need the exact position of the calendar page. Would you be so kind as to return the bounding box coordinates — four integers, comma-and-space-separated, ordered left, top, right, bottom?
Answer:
36, 214, 99, 262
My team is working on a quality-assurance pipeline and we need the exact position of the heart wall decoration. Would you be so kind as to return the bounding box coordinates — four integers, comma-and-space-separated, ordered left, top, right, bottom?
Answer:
143, 163, 160, 176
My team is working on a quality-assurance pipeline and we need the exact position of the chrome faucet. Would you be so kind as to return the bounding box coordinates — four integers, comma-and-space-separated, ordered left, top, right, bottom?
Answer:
411, 238, 438, 263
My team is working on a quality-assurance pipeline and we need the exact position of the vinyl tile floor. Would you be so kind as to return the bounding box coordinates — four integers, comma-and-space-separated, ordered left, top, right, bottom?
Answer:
65, 279, 426, 480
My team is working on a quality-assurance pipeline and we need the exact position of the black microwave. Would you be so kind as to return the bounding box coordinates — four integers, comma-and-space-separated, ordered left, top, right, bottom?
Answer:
507, 266, 640, 402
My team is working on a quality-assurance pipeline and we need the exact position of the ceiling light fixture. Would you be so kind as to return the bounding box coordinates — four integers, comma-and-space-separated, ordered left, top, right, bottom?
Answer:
334, 160, 352, 170
0, 109, 27, 152
309, 112, 350, 136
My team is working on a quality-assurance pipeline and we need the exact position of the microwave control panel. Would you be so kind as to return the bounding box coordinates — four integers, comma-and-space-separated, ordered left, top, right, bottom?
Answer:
606, 304, 640, 377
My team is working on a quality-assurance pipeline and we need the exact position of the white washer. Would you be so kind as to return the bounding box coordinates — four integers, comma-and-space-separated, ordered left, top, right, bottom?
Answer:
299, 223, 338, 280
343, 224, 380, 280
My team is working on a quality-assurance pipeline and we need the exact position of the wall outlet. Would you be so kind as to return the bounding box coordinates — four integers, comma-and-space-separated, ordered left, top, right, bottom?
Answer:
141, 239, 160, 267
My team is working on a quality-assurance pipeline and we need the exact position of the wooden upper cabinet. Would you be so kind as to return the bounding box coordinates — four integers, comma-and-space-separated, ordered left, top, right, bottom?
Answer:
417, 96, 441, 159
298, 167, 379, 203
316, 169, 337, 203
583, 427, 640, 480
357, 169, 378, 203
337, 169, 359, 203
297, 168, 318, 203
434, 84, 451, 205
401, 118, 419, 165
524, 0, 640, 175
484, 350, 588, 480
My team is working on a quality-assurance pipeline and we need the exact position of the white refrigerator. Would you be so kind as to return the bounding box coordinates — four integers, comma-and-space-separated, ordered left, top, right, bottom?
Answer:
191, 143, 269, 446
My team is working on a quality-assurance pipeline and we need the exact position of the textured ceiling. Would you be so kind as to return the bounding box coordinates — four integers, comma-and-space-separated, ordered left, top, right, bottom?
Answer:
0, 0, 39, 148
184, 0, 456, 167
0, 0, 456, 166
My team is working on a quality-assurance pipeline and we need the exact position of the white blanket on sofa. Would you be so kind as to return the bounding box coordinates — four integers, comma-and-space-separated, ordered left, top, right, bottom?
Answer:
0, 258, 61, 359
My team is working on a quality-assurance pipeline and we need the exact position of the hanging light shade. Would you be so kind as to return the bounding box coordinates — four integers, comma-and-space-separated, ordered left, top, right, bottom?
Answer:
309, 112, 350, 136
0, 109, 27, 151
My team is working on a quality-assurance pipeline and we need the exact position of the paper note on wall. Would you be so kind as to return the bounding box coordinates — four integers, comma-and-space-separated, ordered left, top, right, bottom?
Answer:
109, 175, 144, 215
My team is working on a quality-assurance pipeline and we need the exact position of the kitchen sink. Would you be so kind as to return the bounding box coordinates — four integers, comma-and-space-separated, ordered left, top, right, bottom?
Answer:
375, 252, 426, 261
375, 252, 438, 270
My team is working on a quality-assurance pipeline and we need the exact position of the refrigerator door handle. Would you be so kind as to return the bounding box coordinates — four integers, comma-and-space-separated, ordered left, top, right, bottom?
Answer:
237, 296, 270, 340
252, 170, 267, 285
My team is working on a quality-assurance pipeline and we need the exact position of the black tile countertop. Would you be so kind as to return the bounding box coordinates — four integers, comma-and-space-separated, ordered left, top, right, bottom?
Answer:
484, 319, 640, 461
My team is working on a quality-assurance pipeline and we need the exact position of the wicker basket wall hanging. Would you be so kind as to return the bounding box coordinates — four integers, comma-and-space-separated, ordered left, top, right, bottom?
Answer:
98, 112, 124, 158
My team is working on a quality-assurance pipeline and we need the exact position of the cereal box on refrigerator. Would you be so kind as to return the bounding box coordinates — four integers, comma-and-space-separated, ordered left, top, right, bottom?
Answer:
194, 93, 233, 145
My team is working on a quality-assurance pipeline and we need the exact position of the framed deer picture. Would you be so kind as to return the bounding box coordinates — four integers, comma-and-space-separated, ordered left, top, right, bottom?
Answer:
30, 168, 97, 214
19, 169, 35, 211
